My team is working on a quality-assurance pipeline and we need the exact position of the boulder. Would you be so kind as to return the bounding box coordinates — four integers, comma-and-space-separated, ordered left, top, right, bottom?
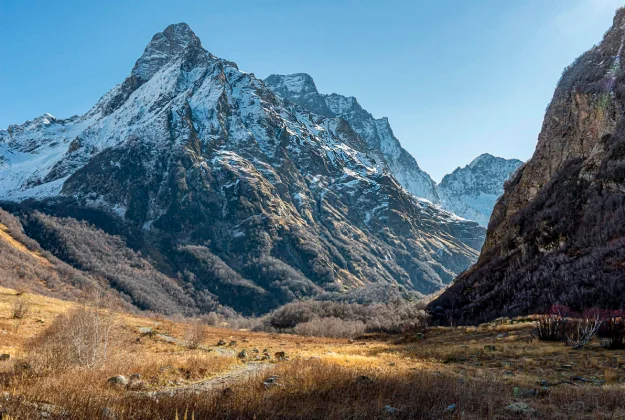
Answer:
107, 375, 129, 387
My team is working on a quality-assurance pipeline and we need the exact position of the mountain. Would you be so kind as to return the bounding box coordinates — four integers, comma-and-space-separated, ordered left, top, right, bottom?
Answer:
263, 74, 440, 203
429, 8, 625, 324
0, 23, 485, 315
438, 154, 522, 227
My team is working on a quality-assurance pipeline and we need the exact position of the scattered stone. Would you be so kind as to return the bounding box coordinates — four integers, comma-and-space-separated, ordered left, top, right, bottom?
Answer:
383, 405, 399, 414
138, 327, 154, 337
496, 333, 507, 339
222, 387, 234, 397
129, 373, 141, 381
107, 375, 129, 387
571, 376, 590, 383
504, 371, 515, 376
513, 387, 537, 398
414, 333, 425, 340
357, 375, 375, 387
101, 407, 116, 419
261, 353, 271, 360
127, 381, 146, 391
252, 348, 259, 353
560, 364, 573, 370
505, 402, 537, 415
237, 349, 248, 359
348, 339, 355, 344
444, 404, 456, 413
36, 318, 45, 324
229, 340, 238, 347
242, 338, 249, 343
483, 345, 496, 352
389, 362, 396, 366
0, 354, 10, 361
263, 375, 281, 388
217, 339, 227, 346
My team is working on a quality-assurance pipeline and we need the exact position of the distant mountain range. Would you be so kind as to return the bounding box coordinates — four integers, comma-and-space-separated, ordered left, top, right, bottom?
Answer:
264, 73, 522, 227
0, 23, 496, 315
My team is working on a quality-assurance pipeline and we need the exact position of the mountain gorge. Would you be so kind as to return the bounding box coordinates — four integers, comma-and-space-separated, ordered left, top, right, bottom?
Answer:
430, 8, 625, 324
0, 23, 486, 316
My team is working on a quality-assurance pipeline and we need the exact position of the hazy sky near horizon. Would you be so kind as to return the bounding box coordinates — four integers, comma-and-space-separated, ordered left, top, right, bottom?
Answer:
1, 0, 622, 181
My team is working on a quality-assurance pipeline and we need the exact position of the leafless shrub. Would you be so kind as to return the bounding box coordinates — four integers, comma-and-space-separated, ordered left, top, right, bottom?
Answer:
259, 299, 429, 336
532, 305, 570, 341
11, 296, 31, 320
565, 316, 602, 350
600, 313, 625, 349
185, 320, 209, 349
28, 292, 115, 370
532, 314, 567, 341
293, 317, 366, 338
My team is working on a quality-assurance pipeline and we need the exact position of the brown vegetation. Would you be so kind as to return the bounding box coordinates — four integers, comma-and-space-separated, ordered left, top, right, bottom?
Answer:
0, 289, 624, 418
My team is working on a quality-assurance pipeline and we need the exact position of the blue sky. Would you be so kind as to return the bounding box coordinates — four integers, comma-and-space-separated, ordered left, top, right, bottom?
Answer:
0, 0, 622, 181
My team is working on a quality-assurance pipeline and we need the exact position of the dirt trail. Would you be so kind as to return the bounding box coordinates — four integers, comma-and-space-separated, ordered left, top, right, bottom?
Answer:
134, 331, 274, 397
143, 362, 274, 397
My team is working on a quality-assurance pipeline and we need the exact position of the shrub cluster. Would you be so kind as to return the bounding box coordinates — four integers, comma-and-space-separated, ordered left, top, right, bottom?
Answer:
256, 298, 429, 338
532, 305, 625, 350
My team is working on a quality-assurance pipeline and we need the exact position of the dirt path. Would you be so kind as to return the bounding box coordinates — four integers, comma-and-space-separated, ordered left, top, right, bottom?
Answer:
142, 362, 274, 397
134, 331, 274, 397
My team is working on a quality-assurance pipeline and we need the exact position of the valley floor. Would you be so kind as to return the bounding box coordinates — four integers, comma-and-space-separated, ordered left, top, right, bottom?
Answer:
0, 288, 624, 419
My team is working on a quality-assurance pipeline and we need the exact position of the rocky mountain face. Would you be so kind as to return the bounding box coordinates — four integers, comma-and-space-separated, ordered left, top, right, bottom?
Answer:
0, 24, 485, 315
438, 154, 522, 227
264, 74, 440, 203
429, 8, 625, 324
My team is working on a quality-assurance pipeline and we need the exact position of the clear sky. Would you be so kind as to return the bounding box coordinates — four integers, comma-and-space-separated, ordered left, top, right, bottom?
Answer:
1, 0, 622, 181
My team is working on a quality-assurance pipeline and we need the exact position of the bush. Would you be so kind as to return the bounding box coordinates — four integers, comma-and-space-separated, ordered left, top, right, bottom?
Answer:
599, 310, 625, 350
185, 320, 209, 349
28, 294, 115, 370
11, 296, 31, 320
532, 305, 570, 341
259, 299, 429, 336
292, 317, 366, 338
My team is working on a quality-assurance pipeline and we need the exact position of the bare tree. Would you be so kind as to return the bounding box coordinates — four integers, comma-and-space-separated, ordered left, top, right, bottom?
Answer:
185, 320, 208, 349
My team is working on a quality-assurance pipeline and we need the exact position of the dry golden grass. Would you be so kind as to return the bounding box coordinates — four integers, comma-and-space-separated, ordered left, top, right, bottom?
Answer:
0, 289, 624, 419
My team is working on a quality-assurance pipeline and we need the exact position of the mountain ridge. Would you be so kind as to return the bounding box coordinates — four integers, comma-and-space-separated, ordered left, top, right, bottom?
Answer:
0, 23, 485, 315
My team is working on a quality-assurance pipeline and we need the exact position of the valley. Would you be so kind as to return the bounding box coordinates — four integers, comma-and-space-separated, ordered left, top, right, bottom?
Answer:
0, 288, 624, 419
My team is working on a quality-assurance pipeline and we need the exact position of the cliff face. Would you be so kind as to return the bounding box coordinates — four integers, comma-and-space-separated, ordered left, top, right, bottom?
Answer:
429, 8, 625, 324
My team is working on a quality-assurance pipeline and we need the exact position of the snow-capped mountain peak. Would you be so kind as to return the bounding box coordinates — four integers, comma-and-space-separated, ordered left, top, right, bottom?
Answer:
438, 154, 523, 227
0, 24, 486, 312
131, 22, 202, 83
264, 73, 440, 203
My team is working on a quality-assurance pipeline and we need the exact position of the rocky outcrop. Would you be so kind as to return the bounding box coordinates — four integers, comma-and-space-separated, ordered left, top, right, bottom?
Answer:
429, 8, 625, 324
438, 154, 522, 227
1, 24, 485, 315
